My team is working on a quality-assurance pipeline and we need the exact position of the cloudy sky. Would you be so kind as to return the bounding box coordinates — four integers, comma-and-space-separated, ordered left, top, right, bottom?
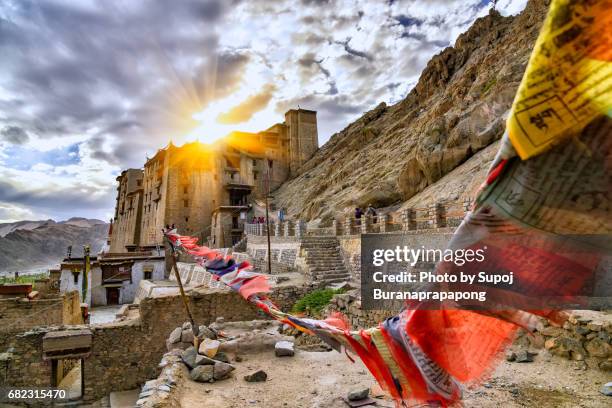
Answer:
0, 0, 527, 223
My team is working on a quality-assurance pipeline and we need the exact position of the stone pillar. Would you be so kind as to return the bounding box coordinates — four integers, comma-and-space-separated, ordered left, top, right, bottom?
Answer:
295, 220, 305, 238
332, 219, 341, 236
402, 208, 416, 231
284, 221, 292, 237
344, 216, 354, 235
275, 222, 282, 237
434, 202, 446, 228
379, 213, 388, 233
361, 215, 372, 234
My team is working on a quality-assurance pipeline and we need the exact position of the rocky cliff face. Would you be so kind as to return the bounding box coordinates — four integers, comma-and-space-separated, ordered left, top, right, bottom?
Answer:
0, 219, 109, 272
273, 0, 548, 223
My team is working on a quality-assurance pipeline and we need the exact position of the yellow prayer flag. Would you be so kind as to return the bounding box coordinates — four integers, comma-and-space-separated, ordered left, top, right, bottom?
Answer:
507, 0, 612, 159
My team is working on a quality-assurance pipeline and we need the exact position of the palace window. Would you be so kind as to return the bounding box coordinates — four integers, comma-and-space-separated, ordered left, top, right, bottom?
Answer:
183, 199, 189, 207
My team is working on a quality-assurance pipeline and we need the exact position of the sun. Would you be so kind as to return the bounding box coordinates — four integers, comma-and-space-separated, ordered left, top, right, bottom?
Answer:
185, 98, 241, 144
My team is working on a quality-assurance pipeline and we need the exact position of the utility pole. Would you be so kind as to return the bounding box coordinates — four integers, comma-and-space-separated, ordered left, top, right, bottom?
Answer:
265, 160, 272, 274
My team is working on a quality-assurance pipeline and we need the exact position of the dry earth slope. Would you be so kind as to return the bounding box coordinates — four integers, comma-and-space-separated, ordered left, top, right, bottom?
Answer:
273, 0, 548, 223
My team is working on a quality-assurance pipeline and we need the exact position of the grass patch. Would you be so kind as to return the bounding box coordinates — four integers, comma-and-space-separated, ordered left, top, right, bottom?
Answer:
292, 288, 346, 317
482, 77, 497, 94
0, 273, 48, 285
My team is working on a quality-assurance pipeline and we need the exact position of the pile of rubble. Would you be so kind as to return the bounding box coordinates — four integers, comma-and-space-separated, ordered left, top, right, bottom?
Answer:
136, 318, 299, 407
167, 318, 296, 384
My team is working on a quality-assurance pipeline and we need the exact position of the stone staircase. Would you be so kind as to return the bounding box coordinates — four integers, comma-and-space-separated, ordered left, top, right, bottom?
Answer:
300, 236, 352, 286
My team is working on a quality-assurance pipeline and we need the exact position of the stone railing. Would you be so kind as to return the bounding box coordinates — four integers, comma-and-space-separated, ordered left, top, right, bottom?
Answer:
244, 199, 473, 237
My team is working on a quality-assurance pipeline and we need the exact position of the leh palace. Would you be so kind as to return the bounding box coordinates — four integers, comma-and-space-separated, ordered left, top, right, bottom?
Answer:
109, 108, 318, 252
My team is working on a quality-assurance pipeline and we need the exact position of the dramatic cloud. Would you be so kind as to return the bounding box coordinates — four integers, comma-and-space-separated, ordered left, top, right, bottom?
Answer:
217, 84, 277, 124
1, 126, 29, 145
0, 0, 527, 221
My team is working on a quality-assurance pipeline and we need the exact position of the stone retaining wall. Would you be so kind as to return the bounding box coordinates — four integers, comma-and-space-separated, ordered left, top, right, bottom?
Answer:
327, 292, 395, 329
0, 291, 82, 334
246, 235, 302, 273
516, 310, 612, 371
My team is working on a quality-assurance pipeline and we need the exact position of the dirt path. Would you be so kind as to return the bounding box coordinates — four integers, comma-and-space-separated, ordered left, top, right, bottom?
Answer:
180, 349, 610, 408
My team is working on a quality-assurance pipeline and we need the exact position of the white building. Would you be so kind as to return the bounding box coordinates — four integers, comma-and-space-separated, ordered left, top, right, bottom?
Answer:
59, 251, 165, 306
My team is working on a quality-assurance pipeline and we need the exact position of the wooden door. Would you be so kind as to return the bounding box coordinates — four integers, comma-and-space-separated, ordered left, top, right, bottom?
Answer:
106, 287, 119, 305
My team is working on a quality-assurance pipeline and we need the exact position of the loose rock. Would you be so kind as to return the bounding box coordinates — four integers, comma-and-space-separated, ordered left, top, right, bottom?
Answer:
199, 339, 221, 358
275, 341, 295, 357
600, 382, 612, 397
195, 354, 216, 366
348, 388, 370, 401
214, 351, 230, 363
190, 365, 214, 382
244, 370, 267, 382
198, 325, 217, 340
515, 350, 534, 363
181, 346, 198, 369
213, 361, 235, 380
181, 329, 194, 344
168, 327, 182, 344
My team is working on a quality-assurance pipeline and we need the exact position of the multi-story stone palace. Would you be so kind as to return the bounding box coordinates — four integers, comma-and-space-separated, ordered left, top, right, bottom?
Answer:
109, 108, 318, 252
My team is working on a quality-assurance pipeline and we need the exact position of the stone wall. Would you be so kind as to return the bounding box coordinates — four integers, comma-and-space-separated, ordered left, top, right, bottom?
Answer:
0, 290, 81, 334
516, 310, 612, 371
337, 236, 361, 283
327, 292, 395, 329
84, 320, 159, 400
1, 327, 54, 390
246, 235, 302, 273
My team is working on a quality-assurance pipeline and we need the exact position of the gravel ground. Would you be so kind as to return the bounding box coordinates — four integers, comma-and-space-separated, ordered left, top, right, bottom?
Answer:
179, 347, 611, 408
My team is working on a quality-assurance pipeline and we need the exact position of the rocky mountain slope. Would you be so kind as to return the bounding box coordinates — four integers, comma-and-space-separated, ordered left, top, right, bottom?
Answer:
0, 217, 106, 237
273, 0, 548, 223
0, 218, 109, 272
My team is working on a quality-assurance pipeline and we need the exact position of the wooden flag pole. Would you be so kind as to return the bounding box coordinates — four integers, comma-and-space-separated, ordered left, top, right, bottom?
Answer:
165, 235, 200, 348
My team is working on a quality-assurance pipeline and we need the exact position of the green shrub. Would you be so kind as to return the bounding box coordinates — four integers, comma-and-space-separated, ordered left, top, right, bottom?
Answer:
0, 273, 48, 285
292, 288, 345, 316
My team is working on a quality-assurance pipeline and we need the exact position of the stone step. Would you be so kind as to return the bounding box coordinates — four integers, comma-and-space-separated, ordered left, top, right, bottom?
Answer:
309, 264, 346, 268
307, 257, 342, 261
311, 269, 348, 274
312, 268, 348, 273
306, 259, 341, 263
313, 273, 351, 280
304, 246, 340, 250
315, 277, 351, 284
308, 266, 348, 272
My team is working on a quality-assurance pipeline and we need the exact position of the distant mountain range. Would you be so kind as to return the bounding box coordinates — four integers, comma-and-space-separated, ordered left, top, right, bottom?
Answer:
0, 218, 109, 273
